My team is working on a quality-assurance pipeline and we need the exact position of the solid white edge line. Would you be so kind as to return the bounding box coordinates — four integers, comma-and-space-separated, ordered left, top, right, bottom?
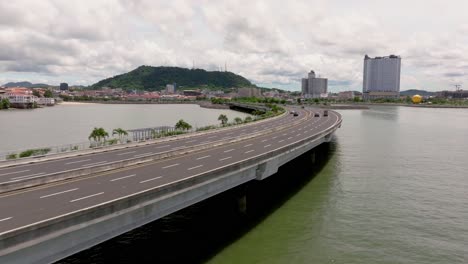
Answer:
40, 188, 79, 199
70, 192, 104, 203
0, 170, 30, 176
0, 111, 340, 236
116, 151, 136, 156
11, 172, 46, 180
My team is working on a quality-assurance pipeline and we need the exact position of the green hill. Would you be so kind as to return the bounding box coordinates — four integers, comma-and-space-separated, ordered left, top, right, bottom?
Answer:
91, 66, 253, 91
400, 89, 435, 97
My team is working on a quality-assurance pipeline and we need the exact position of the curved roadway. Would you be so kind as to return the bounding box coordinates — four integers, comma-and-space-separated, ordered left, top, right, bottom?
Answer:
0, 108, 340, 234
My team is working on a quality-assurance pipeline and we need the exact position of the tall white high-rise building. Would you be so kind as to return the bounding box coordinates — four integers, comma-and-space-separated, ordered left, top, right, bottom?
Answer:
363, 55, 401, 100
301, 70, 327, 98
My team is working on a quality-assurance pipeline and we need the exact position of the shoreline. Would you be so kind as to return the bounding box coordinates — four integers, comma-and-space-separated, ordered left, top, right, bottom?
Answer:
339, 102, 468, 109
59, 100, 230, 109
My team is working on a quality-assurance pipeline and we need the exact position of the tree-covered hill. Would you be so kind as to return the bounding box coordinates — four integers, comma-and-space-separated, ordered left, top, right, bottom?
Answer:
91, 66, 253, 91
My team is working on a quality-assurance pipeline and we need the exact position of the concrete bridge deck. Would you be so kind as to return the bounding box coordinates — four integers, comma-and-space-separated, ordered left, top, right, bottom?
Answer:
0, 107, 341, 264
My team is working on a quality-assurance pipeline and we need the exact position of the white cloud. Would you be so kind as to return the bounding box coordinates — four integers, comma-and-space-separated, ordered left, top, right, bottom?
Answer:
1, 0, 468, 91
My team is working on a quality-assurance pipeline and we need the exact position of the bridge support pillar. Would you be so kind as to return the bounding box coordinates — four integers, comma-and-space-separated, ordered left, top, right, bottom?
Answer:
236, 185, 248, 215
237, 194, 247, 215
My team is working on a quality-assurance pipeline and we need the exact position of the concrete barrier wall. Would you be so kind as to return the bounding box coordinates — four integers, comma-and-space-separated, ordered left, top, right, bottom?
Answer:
0, 112, 341, 264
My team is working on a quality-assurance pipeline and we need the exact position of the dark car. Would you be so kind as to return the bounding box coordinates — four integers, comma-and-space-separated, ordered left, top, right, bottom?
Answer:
314, 113, 320, 117
293, 112, 299, 116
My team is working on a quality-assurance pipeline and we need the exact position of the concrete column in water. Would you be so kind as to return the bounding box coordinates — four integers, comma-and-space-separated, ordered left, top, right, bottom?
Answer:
237, 185, 248, 215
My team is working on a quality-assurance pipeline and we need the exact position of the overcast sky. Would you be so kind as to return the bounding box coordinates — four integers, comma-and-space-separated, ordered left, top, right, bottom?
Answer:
1, 0, 467, 91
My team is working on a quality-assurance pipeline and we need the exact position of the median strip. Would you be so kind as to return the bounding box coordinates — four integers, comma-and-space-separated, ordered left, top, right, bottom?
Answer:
65, 159, 92, 165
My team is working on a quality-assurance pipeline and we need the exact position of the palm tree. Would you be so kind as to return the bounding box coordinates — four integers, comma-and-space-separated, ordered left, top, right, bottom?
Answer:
234, 117, 243, 124
88, 127, 109, 146
112, 128, 128, 143
175, 119, 192, 131
218, 114, 228, 126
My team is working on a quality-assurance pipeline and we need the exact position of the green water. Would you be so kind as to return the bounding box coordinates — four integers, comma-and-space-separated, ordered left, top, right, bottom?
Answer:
206, 106, 468, 264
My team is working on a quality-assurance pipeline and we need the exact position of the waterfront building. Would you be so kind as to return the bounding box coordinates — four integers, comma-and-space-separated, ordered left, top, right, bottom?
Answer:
263, 90, 280, 98
435, 90, 468, 99
60, 83, 69, 91
166, 84, 176, 94
301, 70, 328, 98
338, 91, 355, 100
183, 90, 202, 96
37, 97, 55, 106
237, 87, 261, 97
363, 55, 401, 100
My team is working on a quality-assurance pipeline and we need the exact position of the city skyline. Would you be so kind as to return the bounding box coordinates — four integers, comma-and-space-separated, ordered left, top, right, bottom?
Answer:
1, 0, 468, 92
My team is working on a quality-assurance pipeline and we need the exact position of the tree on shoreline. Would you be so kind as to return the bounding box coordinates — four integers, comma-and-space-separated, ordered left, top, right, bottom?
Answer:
0, 98, 10, 110
112, 128, 128, 143
175, 119, 192, 131
218, 114, 228, 126
234, 117, 243, 124
89, 127, 109, 146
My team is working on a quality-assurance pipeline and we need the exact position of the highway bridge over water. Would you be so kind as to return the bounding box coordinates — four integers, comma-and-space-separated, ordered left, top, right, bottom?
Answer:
0, 107, 342, 264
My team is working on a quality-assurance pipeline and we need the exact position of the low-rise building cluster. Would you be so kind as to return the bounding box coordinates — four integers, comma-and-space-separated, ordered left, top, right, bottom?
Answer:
0, 87, 55, 108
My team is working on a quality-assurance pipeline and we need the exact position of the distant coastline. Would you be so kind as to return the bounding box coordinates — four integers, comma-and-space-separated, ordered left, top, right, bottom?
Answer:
59, 100, 230, 110
334, 102, 468, 109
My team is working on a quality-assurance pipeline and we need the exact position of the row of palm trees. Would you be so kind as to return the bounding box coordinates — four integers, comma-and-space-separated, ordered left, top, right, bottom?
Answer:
88, 114, 254, 146
88, 127, 128, 146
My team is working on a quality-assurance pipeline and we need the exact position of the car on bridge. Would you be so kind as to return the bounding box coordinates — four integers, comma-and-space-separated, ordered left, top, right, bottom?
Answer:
314, 113, 320, 117
290, 111, 299, 116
